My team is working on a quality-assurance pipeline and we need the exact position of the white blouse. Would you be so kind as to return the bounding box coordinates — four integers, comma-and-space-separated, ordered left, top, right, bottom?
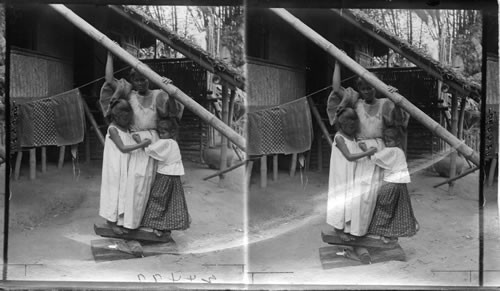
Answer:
145, 139, 185, 176
370, 147, 411, 184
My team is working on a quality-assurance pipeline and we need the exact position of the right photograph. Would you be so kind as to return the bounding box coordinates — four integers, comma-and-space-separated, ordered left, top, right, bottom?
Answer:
245, 6, 493, 286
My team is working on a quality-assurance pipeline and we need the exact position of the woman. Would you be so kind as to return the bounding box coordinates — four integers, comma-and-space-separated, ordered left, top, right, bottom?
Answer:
327, 60, 409, 237
100, 51, 184, 230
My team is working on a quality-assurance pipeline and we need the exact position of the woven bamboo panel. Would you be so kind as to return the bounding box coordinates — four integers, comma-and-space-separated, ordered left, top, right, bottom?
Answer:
247, 59, 306, 109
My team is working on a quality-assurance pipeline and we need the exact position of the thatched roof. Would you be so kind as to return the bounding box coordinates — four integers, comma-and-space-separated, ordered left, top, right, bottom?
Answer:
333, 8, 482, 100
109, 5, 245, 90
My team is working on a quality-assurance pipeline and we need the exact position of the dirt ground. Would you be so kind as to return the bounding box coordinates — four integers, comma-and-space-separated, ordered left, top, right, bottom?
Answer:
1, 154, 499, 288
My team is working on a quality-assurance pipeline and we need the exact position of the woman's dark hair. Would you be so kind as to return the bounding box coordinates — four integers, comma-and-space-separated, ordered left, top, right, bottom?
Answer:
355, 72, 379, 90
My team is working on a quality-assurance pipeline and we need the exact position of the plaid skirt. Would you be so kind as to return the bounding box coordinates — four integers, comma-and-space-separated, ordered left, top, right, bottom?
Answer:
367, 183, 418, 237
141, 174, 190, 231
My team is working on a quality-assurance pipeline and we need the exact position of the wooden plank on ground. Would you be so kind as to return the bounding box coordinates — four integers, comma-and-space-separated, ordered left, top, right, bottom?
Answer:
140, 241, 178, 256
91, 239, 141, 262
321, 230, 397, 249
319, 245, 406, 269
94, 223, 172, 243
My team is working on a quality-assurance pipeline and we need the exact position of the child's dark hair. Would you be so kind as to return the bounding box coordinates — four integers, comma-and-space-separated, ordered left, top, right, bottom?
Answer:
158, 117, 179, 139
335, 107, 358, 131
383, 127, 403, 142
355, 73, 379, 90
107, 98, 131, 123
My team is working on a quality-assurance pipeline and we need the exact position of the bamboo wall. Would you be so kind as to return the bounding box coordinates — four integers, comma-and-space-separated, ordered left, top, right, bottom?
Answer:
247, 57, 306, 111
10, 48, 74, 99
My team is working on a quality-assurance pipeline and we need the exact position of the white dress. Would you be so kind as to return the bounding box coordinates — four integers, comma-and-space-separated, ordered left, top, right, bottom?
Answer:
326, 132, 361, 232
123, 91, 160, 229
99, 124, 135, 225
350, 100, 386, 236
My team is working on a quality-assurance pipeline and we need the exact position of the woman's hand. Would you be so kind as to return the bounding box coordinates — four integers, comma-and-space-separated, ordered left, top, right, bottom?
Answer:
387, 85, 398, 94
161, 77, 173, 85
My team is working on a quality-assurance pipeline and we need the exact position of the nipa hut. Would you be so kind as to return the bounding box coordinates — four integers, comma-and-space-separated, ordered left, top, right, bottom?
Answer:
246, 8, 482, 186
8, 4, 245, 180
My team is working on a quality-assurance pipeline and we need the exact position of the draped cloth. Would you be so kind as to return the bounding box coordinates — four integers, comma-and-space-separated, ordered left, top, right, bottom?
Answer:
247, 98, 313, 155
16, 89, 85, 147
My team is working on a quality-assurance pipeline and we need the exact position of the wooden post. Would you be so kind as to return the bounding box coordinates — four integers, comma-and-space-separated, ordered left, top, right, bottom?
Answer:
307, 97, 333, 146
85, 131, 91, 163
488, 158, 497, 186
58, 146, 66, 169
260, 155, 267, 188
448, 95, 459, 195
273, 154, 278, 181
29, 148, 36, 180
50, 4, 246, 151
457, 97, 467, 139
14, 151, 23, 180
219, 84, 229, 182
41, 147, 47, 173
246, 160, 254, 186
269, 8, 479, 166
317, 132, 323, 172
203, 160, 247, 181
81, 96, 105, 146
290, 153, 297, 177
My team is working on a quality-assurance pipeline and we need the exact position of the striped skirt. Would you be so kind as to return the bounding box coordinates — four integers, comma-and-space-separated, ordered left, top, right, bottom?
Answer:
141, 174, 190, 231
367, 183, 418, 238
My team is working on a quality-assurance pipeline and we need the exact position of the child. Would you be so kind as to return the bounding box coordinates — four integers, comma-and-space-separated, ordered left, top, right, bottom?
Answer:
99, 99, 152, 235
135, 118, 190, 238
360, 127, 419, 243
326, 107, 377, 242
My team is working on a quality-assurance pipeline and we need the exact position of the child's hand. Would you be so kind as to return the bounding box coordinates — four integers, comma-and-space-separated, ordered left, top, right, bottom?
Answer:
142, 138, 152, 146
368, 147, 377, 155
132, 134, 141, 143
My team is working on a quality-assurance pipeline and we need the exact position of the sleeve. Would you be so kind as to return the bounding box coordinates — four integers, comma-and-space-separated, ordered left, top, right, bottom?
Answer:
99, 78, 132, 117
156, 90, 184, 121
326, 87, 360, 126
145, 140, 172, 162
382, 99, 410, 129
370, 148, 396, 170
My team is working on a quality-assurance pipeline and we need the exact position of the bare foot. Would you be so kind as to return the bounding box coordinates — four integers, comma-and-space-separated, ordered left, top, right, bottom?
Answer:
381, 236, 398, 244
415, 222, 420, 232
153, 229, 163, 237
335, 228, 355, 242
121, 227, 130, 234
107, 221, 124, 235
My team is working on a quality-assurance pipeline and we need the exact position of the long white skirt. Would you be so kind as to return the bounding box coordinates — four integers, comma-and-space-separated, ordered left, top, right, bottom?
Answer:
122, 130, 158, 229
348, 138, 385, 236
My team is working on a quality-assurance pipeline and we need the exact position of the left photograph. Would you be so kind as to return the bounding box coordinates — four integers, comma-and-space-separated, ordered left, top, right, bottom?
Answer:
6, 4, 247, 283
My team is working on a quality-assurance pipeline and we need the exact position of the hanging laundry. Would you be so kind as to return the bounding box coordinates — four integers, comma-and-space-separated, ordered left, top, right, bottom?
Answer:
17, 89, 85, 147
247, 98, 313, 155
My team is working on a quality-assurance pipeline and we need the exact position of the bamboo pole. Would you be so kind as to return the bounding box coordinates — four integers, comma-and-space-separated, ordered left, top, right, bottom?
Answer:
203, 160, 247, 181
41, 147, 47, 173
29, 148, 36, 180
219, 84, 229, 181
50, 4, 246, 151
14, 151, 22, 180
270, 8, 479, 166
273, 155, 278, 181
108, 5, 245, 90
330, 9, 477, 98
434, 166, 479, 188
307, 97, 333, 146
448, 95, 458, 195
58, 146, 65, 169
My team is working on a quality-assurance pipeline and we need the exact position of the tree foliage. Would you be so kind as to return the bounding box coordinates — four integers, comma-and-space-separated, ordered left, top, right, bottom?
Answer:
363, 9, 482, 81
